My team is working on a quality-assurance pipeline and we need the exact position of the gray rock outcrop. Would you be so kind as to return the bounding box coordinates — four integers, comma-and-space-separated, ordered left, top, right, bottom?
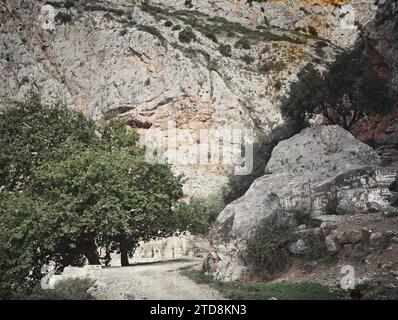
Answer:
206, 125, 398, 281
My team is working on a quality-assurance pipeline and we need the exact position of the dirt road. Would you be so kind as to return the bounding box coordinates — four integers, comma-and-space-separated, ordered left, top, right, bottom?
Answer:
91, 258, 225, 300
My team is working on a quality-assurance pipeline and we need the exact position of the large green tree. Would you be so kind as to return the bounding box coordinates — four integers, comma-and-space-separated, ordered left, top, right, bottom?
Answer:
281, 48, 394, 131
0, 94, 96, 191
0, 98, 186, 298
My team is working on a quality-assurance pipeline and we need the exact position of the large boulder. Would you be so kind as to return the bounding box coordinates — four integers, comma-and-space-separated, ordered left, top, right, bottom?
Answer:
206, 125, 398, 281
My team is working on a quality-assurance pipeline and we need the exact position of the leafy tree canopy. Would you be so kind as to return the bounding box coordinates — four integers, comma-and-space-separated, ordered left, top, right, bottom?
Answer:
0, 97, 187, 298
281, 48, 394, 131
0, 94, 96, 191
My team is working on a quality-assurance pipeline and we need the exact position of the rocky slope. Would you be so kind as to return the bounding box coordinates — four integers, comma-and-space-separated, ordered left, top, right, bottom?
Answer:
205, 125, 398, 296
0, 0, 379, 197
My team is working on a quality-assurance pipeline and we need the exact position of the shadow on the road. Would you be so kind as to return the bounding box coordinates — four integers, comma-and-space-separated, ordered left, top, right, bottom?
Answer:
104, 258, 202, 269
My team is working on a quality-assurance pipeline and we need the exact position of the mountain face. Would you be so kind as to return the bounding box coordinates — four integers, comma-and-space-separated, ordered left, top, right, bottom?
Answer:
0, 0, 382, 197
203, 1, 398, 286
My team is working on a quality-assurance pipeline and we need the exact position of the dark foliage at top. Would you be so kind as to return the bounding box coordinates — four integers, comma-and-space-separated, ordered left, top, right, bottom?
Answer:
281, 48, 394, 131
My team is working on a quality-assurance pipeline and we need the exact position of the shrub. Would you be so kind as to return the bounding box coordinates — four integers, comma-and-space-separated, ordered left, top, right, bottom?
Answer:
246, 220, 295, 276
184, 0, 193, 8
301, 232, 329, 261
274, 79, 282, 91
325, 197, 339, 215
16, 278, 96, 300
64, 0, 76, 9
218, 44, 232, 57
178, 28, 197, 43
55, 12, 72, 24
164, 20, 173, 27
204, 31, 218, 43
241, 54, 255, 64
258, 60, 286, 74
137, 25, 167, 46
308, 26, 318, 37
234, 37, 251, 50
172, 24, 182, 31
292, 210, 321, 228
174, 195, 225, 235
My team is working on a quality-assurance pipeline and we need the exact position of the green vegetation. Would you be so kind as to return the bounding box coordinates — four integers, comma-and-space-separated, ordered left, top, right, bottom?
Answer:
141, 2, 305, 46
14, 278, 95, 300
0, 96, 189, 298
64, 0, 76, 9
174, 195, 225, 235
84, 3, 125, 16
246, 220, 294, 275
0, 94, 96, 191
235, 37, 251, 50
137, 25, 167, 46
325, 197, 339, 215
241, 54, 255, 65
218, 44, 232, 57
281, 48, 394, 131
183, 269, 344, 300
301, 232, 329, 261
258, 60, 286, 74
55, 12, 73, 24
164, 20, 173, 27
178, 28, 197, 43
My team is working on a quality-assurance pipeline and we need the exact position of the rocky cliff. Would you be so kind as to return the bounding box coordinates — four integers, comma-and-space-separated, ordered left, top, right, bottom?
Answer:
205, 125, 398, 291
0, 0, 380, 197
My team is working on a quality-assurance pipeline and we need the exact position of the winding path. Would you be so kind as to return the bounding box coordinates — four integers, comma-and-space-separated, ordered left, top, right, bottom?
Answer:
91, 258, 226, 300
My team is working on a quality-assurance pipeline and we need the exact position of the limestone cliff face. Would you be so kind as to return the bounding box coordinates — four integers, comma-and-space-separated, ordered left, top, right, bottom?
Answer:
353, 0, 398, 142
0, 0, 379, 196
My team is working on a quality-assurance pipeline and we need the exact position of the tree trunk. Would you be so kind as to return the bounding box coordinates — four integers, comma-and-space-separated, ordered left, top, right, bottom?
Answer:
84, 250, 101, 265
120, 237, 130, 267
83, 238, 101, 265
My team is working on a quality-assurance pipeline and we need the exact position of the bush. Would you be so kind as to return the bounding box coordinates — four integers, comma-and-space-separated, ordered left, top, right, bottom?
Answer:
184, 0, 193, 8
246, 220, 295, 276
174, 196, 225, 235
308, 26, 318, 37
164, 20, 173, 27
234, 37, 251, 50
64, 0, 76, 9
301, 232, 329, 261
55, 12, 72, 24
137, 25, 167, 46
325, 197, 339, 215
218, 44, 232, 57
178, 28, 197, 43
15, 278, 96, 300
258, 60, 286, 74
241, 54, 255, 64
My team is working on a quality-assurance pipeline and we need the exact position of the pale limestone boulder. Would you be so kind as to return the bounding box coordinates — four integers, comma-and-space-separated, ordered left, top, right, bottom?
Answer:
206, 125, 398, 280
